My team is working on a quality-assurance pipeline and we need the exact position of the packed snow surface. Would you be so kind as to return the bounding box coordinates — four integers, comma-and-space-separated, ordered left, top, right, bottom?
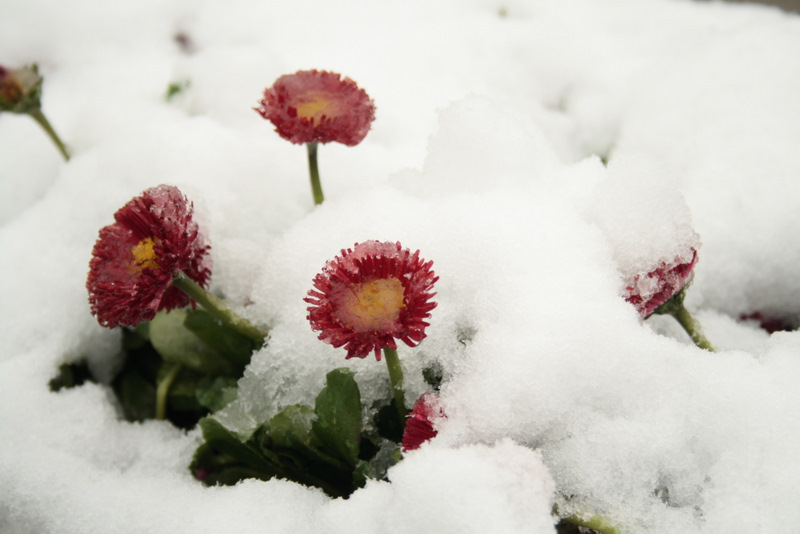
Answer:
2, 0, 800, 532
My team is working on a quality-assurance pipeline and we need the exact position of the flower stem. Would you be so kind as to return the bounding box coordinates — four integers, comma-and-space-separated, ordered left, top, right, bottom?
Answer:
383, 347, 407, 419
670, 304, 715, 352
306, 142, 324, 205
27, 107, 70, 161
172, 271, 268, 345
155, 363, 182, 420
561, 514, 621, 534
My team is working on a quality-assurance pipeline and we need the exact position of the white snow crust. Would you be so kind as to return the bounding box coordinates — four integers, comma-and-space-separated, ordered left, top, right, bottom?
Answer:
2, 0, 800, 532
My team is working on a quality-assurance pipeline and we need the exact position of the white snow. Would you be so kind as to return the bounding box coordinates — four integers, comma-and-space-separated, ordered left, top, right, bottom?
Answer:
2, 0, 800, 532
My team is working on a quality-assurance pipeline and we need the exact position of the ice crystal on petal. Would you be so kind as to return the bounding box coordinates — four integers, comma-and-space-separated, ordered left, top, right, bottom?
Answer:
625, 248, 698, 318
256, 69, 376, 146
305, 241, 438, 360
402, 393, 445, 451
86, 185, 211, 328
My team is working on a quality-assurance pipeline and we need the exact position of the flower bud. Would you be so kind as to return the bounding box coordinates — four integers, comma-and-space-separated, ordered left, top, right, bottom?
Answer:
0, 64, 43, 114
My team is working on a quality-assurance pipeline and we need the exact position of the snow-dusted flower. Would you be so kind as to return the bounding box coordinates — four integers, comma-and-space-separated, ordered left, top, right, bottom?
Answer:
305, 241, 438, 360
0, 64, 42, 114
256, 69, 376, 146
625, 248, 697, 318
87, 185, 211, 328
402, 393, 444, 451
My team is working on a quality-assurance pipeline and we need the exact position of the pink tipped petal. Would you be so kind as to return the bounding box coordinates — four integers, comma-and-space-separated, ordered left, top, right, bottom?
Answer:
256, 69, 375, 146
306, 241, 438, 360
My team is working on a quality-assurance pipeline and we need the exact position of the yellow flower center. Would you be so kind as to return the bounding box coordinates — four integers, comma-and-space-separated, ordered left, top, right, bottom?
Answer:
335, 277, 405, 332
295, 92, 335, 120
130, 237, 161, 271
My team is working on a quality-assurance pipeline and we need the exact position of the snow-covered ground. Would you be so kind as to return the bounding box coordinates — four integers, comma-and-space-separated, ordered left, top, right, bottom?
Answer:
2, 0, 800, 532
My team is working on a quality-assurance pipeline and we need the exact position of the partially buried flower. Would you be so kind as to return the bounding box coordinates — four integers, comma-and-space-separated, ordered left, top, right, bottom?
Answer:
87, 185, 211, 328
625, 248, 697, 318
305, 241, 438, 360
0, 64, 42, 114
402, 393, 445, 451
256, 69, 375, 146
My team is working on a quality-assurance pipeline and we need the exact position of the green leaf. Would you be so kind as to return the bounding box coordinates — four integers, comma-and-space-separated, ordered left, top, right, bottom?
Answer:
195, 376, 239, 412
156, 364, 210, 428
191, 417, 278, 485
112, 333, 162, 422
374, 398, 405, 443
183, 309, 255, 373
267, 404, 347, 471
165, 79, 190, 101
123, 324, 150, 349
49, 361, 93, 391
358, 435, 379, 461
376, 443, 403, 480
251, 425, 285, 466
133, 321, 151, 342
269, 404, 316, 448
190, 374, 370, 497
114, 369, 156, 422
148, 310, 233, 374
312, 368, 362, 468
352, 459, 374, 489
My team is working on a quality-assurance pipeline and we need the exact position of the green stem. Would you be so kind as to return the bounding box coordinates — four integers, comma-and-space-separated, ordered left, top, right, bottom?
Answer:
670, 304, 715, 352
28, 107, 70, 161
172, 271, 268, 345
561, 514, 621, 534
155, 363, 183, 420
383, 347, 407, 419
306, 142, 324, 205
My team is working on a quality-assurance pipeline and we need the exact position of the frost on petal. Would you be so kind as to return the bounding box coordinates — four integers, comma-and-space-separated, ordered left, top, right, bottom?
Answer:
625, 248, 698, 318
584, 156, 702, 319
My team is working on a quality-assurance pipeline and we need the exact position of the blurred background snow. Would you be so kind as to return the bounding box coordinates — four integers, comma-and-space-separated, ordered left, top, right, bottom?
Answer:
2, 0, 800, 533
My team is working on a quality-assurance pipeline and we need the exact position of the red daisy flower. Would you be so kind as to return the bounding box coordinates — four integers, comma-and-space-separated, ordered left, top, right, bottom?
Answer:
402, 393, 445, 451
305, 241, 438, 360
87, 185, 211, 328
256, 69, 376, 146
625, 248, 697, 318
